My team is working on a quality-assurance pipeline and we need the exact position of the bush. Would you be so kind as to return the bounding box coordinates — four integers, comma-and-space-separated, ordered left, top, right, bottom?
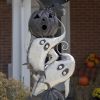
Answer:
0, 72, 30, 100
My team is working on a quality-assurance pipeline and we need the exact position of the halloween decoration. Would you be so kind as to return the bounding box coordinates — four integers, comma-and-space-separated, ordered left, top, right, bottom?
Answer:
41, 88, 65, 100
28, 18, 65, 74
79, 76, 89, 86
29, 8, 58, 38
32, 53, 75, 96
27, 2, 75, 99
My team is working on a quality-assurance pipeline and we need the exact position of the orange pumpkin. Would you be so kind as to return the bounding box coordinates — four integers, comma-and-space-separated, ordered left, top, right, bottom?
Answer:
86, 61, 95, 69
79, 76, 89, 86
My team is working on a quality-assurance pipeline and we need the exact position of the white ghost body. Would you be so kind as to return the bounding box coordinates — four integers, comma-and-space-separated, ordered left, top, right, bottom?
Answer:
45, 48, 59, 66
28, 29, 65, 72
28, 18, 65, 72
32, 53, 75, 96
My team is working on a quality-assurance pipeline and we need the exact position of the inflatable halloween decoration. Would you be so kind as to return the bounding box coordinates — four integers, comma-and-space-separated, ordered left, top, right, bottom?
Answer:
29, 8, 58, 38
27, 2, 75, 99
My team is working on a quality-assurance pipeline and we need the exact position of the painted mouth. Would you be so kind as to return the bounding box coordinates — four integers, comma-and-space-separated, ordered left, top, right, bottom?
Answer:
42, 25, 47, 30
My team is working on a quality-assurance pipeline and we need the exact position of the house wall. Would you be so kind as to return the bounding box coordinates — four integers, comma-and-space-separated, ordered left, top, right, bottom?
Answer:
0, 0, 12, 75
70, 0, 100, 71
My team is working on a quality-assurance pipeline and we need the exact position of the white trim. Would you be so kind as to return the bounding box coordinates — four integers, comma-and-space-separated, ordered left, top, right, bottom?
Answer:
21, 0, 31, 88
12, 0, 31, 88
12, 0, 22, 80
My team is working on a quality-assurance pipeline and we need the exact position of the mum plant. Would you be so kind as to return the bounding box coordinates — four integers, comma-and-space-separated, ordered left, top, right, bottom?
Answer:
0, 72, 30, 100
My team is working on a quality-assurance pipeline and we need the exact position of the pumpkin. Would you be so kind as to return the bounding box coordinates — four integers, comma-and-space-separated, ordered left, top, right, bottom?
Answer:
79, 76, 89, 86
86, 61, 95, 69
29, 9, 58, 38
42, 88, 65, 100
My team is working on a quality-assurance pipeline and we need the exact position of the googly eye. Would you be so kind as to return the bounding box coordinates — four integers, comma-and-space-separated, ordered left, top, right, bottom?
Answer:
57, 64, 64, 70
62, 68, 69, 76
40, 39, 46, 45
44, 43, 50, 50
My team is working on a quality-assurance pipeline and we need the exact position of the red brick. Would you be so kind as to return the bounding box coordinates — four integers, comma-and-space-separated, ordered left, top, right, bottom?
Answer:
70, 0, 100, 72
0, 0, 12, 76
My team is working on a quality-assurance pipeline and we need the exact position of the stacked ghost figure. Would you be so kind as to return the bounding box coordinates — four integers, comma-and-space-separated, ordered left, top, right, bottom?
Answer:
28, 7, 75, 100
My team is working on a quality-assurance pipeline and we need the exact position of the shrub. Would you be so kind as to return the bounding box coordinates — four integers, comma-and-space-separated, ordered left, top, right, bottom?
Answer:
0, 72, 30, 100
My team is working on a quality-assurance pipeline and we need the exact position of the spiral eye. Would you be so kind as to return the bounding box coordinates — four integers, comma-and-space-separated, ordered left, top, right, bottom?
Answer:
57, 64, 64, 70
44, 43, 50, 50
62, 68, 69, 76
40, 39, 46, 45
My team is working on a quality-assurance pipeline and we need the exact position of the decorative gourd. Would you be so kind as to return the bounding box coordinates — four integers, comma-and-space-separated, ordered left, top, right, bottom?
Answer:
79, 76, 89, 86
42, 88, 65, 100
29, 9, 58, 38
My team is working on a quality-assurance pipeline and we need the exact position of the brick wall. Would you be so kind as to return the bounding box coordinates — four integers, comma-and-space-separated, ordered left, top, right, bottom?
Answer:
0, 0, 12, 75
70, 0, 100, 71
